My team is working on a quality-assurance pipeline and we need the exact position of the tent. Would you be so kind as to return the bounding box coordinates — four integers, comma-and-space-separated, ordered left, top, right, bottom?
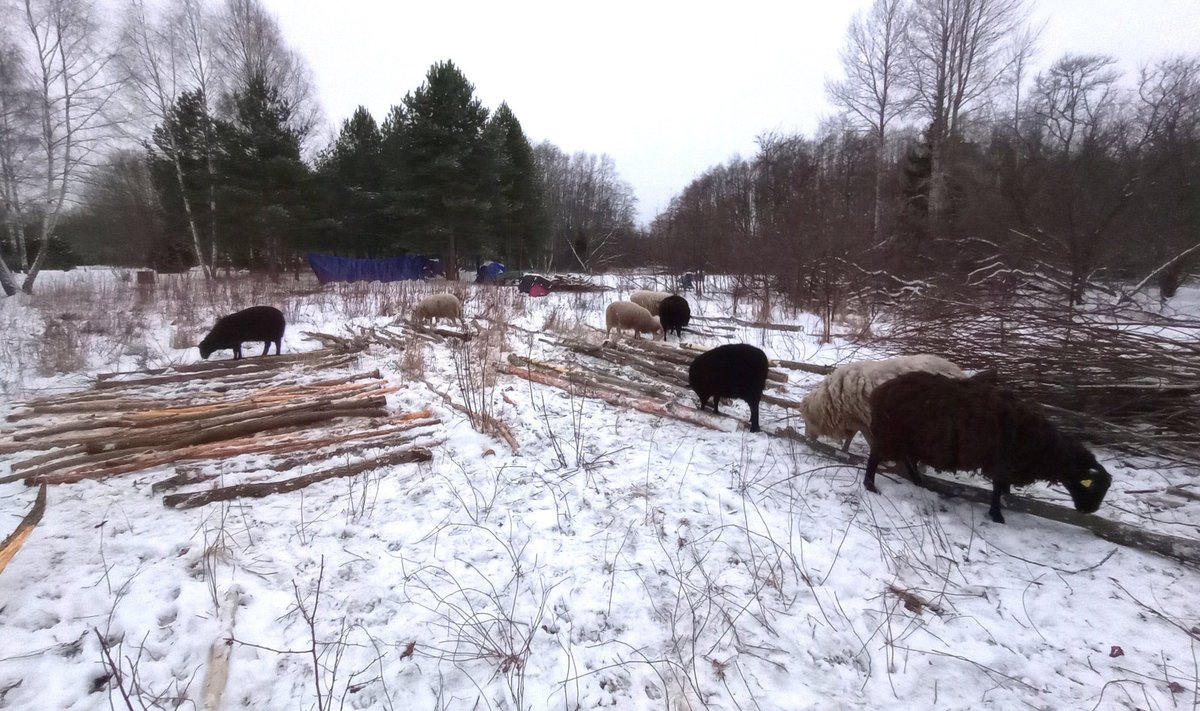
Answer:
306, 253, 441, 285
475, 261, 506, 283
518, 274, 553, 296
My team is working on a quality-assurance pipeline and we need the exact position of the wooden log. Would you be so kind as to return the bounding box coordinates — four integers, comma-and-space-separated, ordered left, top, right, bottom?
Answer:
4, 447, 157, 484
95, 347, 361, 381
10, 445, 89, 471
0, 484, 47, 575
83, 396, 388, 455
151, 468, 221, 494
161, 447, 433, 509
94, 354, 361, 391
498, 362, 735, 432
160, 402, 388, 451
506, 354, 689, 401
775, 359, 835, 376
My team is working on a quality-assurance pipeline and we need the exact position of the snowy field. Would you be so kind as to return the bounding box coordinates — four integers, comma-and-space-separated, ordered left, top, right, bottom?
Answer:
2, 269, 1200, 711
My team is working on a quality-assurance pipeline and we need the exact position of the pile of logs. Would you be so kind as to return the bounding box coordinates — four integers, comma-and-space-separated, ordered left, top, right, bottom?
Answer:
498, 338, 804, 433
1, 348, 439, 508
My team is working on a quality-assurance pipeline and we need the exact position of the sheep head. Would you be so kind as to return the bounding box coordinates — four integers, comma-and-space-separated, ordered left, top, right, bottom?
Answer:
1061, 455, 1112, 514
198, 335, 217, 360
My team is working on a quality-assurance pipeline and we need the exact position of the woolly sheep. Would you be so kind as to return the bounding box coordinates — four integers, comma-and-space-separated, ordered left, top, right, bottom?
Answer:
688, 343, 769, 432
864, 371, 1112, 524
605, 301, 664, 340
413, 293, 465, 328
198, 305, 285, 361
630, 289, 671, 316
658, 294, 691, 340
800, 354, 966, 450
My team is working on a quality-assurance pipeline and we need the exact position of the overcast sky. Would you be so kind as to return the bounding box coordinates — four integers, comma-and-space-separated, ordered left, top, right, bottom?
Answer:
261, 0, 1200, 227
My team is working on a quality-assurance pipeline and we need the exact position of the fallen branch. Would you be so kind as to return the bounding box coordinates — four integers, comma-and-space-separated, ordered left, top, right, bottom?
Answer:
0, 484, 47, 575
419, 378, 519, 453
162, 447, 433, 509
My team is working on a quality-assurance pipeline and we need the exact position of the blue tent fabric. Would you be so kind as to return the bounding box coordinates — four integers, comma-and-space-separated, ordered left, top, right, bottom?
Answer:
307, 253, 440, 285
475, 261, 506, 283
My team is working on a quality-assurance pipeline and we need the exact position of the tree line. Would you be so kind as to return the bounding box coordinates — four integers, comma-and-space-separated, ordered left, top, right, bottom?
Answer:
0, 0, 638, 295
648, 0, 1200, 310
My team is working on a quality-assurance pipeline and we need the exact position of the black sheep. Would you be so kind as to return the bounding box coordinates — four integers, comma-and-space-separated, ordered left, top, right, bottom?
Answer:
688, 343, 769, 432
658, 294, 691, 340
864, 371, 1112, 524
198, 306, 286, 361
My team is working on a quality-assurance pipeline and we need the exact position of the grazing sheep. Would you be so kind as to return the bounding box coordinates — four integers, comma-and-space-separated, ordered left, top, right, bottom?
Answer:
864, 371, 1112, 524
800, 354, 966, 450
630, 289, 671, 316
658, 294, 691, 340
413, 293, 465, 328
198, 305, 285, 361
688, 343, 769, 432
605, 301, 664, 340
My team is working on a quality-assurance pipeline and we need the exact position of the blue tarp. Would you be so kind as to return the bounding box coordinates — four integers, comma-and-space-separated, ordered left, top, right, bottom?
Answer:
307, 253, 441, 285
475, 261, 506, 283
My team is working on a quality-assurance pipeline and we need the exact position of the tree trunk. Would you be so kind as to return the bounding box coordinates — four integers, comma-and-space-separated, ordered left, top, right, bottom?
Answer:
14, 222, 27, 271
927, 133, 949, 228
170, 140, 211, 279
0, 256, 16, 296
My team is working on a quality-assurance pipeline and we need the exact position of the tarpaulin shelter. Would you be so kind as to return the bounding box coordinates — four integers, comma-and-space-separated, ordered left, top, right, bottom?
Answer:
306, 253, 442, 285
475, 261, 506, 283
518, 274, 553, 296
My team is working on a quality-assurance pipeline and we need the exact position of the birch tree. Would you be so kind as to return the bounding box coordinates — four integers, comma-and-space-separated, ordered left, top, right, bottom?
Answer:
0, 33, 36, 295
15, 0, 118, 294
826, 0, 912, 242
904, 0, 1030, 229
118, 0, 212, 277
213, 0, 318, 142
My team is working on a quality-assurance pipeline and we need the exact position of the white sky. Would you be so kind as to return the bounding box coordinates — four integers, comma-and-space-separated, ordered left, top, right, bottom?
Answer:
261, 0, 1200, 227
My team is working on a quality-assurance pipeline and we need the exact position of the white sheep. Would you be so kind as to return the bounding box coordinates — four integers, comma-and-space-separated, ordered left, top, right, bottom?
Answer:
412, 293, 465, 328
630, 289, 671, 316
800, 354, 966, 450
605, 301, 663, 340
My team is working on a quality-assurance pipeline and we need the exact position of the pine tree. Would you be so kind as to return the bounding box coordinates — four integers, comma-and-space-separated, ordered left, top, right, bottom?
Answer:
147, 90, 223, 272
219, 74, 311, 275
486, 102, 547, 268
391, 60, 494, 272
316, 106, 390, 254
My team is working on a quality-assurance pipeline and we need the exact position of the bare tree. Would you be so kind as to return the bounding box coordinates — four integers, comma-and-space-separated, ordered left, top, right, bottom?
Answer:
533, 141, 637, 272
175, 0, 220, 267
0, 31, 37, 295
15, 0, 119, 294
212, 0, 319, 143
826, 0, 913, 242
117, 0, 212, 277
904, 0, 1031, 227
1012, 54, 1132, 306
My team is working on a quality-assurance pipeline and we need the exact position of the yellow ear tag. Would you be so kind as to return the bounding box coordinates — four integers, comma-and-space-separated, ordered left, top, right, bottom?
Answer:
1081, 479, 1093, 488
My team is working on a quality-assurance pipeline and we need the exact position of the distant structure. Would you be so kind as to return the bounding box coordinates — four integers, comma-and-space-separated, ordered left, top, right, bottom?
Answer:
306, 254, 442, 284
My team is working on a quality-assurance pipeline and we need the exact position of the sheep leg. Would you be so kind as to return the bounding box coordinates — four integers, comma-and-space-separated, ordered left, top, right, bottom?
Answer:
840, 435, 855, 452
274, 339, 282, 355
232, 345, 243, 361
903, 457, 923, 485
260, 341, 270, 356
748, 397, 761, 433
864, 452, 881, 493
988, 482, 1009, 524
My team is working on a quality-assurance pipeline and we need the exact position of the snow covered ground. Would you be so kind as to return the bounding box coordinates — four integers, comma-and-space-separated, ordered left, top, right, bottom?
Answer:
1, 269, 1199, 710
